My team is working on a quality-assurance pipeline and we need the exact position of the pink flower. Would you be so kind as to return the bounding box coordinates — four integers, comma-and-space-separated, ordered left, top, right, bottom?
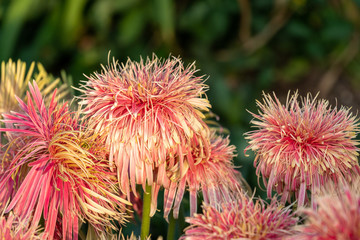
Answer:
0, 82, 129, 239
0, 212, 44, 240
163, 131, 243, 220
181, 192, 298, 240
245, 92, 360, 206
289, 177, 360, 240
79, 55, 211, 210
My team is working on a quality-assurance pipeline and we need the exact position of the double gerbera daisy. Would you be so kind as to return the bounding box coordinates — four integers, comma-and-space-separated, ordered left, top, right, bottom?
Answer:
289, 177, 360, 239
163, 130, 242, 220
182, 192, 298, 240
79, 55, 213, 213
245, 92, 360, 206
80, 55, 244, 220
0, 82, 129, 239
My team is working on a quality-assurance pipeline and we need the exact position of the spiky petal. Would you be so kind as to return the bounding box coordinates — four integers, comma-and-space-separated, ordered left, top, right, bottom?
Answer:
84, 226, 150, 240
0, 146, 17, 210
0, 59, 71, 147
288, 177, 360, 240
79, 55, 211, 206
0, 82, 130, 239
245, 92, 360, 206
181, 192, 298, 240
0, 59, 70, 115
0, 212, 44, 240
121, 232, 150, 240
163, 131, 243, 220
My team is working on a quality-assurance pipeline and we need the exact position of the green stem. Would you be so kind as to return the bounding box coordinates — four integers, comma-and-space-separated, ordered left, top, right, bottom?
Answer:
167, 211, 176, 240
141, 184, 152, 240
178, 204, 186, 235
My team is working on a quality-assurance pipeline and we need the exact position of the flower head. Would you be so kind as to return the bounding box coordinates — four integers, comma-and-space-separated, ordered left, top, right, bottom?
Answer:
289, 177, 360, 240
245, 92, 360, 206
0, 82, 130, 239
181, 192, 298, 240
79, 55, 211, 204
163, 131, 243, 220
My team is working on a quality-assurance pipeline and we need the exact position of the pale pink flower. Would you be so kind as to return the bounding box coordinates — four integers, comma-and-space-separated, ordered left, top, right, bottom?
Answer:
163, 131, 243, 220
0, 82, 129, 239
245, 92, 360, 206
181, 192, 298, 240
289, 177, 360, 240
79, 55, 211, 209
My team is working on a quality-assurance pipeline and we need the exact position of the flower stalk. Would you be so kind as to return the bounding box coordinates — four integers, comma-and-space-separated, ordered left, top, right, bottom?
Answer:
140, 184, 152, 240
167, 211, 176, 240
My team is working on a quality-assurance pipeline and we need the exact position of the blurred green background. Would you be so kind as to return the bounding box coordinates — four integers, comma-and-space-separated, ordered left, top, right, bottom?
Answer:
2, 0, 360, 238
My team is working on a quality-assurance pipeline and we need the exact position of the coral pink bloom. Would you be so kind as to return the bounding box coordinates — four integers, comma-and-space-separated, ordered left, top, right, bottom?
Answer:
0, 212, 44, 240
0, 82, 129, 239
0, 59, 71, 203
288, 177, 360, 240
181, 192, 298, 240
79, 56, 211, 207
163, 131, 243, 220
245, 92, 360, 206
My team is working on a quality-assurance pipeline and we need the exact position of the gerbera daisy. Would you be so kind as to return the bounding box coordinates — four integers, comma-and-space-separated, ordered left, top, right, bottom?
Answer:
163, 130, 243, 220
0, 82, 129, 239
181, 192, 298, 240
288, 177, 360, 239
79, 55, 211, 206
245, 92, 360, 206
